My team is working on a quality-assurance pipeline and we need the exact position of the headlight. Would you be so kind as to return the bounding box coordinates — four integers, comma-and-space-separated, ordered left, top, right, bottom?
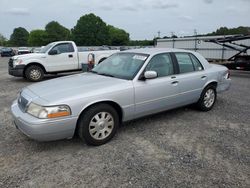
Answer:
27, 102, 71, 119
13, 58, 23, 66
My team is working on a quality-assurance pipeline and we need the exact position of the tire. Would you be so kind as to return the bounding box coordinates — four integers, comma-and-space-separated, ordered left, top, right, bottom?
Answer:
77, 104, 119, 146
196, 85, 217, 111
25, 65, 44, 82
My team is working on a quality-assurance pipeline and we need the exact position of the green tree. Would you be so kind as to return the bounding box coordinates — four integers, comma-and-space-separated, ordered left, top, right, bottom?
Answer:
71, 13, 110, 46
207, 26, 250, 36
129, 40, 154, 46
108, 25, 129, 45
45, 21, 70, 43
28, 30, 48, 46
10, 27, 29, 46
0, 33, 7, 46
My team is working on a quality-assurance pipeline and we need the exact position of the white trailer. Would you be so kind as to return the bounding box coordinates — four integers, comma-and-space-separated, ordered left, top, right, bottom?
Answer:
157, 35, 250, 61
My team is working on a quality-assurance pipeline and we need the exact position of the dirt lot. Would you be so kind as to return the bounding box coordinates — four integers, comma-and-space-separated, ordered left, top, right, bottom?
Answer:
0, 57, 249, 188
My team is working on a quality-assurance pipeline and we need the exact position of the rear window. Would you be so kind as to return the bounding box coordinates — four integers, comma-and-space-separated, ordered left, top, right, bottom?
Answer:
175, 53, 195, 74
175, 53, 204, 73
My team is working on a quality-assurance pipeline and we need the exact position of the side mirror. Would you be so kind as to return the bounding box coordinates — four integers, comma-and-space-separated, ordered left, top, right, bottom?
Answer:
144, 71, 158, 79
49, 49, 59, 55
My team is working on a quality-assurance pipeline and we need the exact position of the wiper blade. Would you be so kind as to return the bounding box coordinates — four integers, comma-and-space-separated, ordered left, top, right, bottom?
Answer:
89, 70, 98, 74
97, 73, 114, 77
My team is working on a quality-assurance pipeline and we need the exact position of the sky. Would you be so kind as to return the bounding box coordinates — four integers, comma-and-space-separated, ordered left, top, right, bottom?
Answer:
0, 0, 249, 40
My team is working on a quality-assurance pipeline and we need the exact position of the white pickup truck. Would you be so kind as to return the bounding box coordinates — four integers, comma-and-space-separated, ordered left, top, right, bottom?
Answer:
8, 41, 118, 81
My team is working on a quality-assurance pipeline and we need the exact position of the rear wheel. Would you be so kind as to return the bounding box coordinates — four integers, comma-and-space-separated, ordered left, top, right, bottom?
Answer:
197, 85, 217, 111
77, 104, 119, 146
25, 65, 44, 82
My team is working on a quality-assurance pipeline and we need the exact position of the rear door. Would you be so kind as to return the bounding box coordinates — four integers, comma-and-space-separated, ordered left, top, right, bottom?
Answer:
46, 43, 78, 72
133, 53, 180, 118
173, 52, 207, 105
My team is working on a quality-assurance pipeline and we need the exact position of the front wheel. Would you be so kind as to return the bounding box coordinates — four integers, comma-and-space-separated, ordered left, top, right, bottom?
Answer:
77, 104, 119, 146
25, 65, 44, 82
196, 85, 217, 111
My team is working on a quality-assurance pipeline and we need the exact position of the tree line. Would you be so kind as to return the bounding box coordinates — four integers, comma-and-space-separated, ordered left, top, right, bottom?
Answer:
0, 13, 249, 47
0, 13, 133, 47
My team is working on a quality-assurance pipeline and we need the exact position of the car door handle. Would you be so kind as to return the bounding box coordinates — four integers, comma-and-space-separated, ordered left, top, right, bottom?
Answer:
171, 76, 176, 79
201, 76, 207, 79
171, 81, 179, 85
68, 54, 73, 58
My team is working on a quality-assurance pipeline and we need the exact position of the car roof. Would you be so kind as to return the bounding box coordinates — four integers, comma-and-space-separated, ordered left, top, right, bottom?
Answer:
122, 48, 193, 56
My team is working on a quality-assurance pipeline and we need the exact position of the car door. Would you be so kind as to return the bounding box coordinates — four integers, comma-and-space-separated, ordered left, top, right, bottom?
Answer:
46, 43, 78, 72
173, 52, 207, 105
133, 53, 180, 118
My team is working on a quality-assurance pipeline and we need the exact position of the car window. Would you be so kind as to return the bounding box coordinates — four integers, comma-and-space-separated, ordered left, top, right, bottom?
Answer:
190, 54, 204, 71
175, 53, 195, 74
92, 53, 148, 80
52, 43, 74, 53
145, 53, 174, 77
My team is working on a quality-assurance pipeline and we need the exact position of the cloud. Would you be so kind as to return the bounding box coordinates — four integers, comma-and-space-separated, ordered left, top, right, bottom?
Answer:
119, 5, 138, 11
152, 2, 179, 9
6, 8, 30, 15
225, 6, 239, 12
99, 5, 113, 11
95, 0, 179, 11
203, 0, 213, 4
178, 15, 194, 21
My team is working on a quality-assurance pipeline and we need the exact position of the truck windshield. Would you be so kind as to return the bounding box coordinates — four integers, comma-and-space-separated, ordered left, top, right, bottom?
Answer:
40, 43, 55, 53
91, 53, 149, 80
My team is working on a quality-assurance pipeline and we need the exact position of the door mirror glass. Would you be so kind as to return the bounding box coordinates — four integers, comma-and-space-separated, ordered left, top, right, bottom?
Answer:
49, 49, 59, 55
144, 71, 158, 79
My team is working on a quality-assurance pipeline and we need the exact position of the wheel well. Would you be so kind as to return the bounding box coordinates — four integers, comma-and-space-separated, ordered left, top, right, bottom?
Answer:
207, 81, 218, 88
74, 101, 123, 135
24, 63, 46, 74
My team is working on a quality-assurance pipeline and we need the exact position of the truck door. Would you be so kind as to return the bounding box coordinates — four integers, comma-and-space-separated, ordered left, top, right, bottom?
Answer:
46, 43, 78, 72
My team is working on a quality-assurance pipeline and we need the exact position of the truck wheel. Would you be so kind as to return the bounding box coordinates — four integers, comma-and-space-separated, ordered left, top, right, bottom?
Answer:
77, 104, 119, 146
196, 85, 217, 111
25, 65, 44, 82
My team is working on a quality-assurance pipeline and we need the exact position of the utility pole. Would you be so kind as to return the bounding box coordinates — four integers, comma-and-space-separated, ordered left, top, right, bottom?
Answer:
194, 29, 198, 51
157, 31, 161, 38
171, 32, 175, 48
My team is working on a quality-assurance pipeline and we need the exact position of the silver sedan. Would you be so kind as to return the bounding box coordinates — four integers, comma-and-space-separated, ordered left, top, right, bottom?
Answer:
11, 48, 231, 145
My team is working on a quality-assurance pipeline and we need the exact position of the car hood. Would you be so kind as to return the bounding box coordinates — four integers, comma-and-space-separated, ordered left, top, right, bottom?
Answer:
13, 53, 45, 60
25, 73, 132, 104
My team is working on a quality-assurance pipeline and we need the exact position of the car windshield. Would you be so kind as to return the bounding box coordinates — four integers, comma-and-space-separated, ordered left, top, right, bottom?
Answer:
91, 52, 149, 80
40, 43, 55, 53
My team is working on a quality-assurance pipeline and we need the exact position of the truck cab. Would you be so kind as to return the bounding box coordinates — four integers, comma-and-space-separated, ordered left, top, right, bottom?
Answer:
8, 41, 118, 81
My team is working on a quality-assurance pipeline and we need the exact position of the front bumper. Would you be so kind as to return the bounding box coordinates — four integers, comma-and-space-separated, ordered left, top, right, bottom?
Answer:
8, 65, 25, 77
11, 100, 78, 141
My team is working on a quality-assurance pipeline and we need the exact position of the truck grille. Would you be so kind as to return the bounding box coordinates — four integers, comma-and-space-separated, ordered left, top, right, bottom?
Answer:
18, 95, 29, 112
9, 58, 13, 68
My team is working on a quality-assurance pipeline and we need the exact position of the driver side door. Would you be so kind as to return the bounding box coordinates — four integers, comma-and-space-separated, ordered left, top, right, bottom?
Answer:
46, 43, 78, 72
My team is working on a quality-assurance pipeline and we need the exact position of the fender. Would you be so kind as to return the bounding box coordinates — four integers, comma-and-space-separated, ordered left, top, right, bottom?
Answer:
77, 98, 124, 118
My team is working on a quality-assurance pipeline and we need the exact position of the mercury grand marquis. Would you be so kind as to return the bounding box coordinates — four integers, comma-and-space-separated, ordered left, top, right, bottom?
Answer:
11, 48, 231, 145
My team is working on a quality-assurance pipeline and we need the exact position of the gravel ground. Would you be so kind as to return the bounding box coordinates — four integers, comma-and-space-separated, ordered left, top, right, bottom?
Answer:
0, 57, 249, 188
